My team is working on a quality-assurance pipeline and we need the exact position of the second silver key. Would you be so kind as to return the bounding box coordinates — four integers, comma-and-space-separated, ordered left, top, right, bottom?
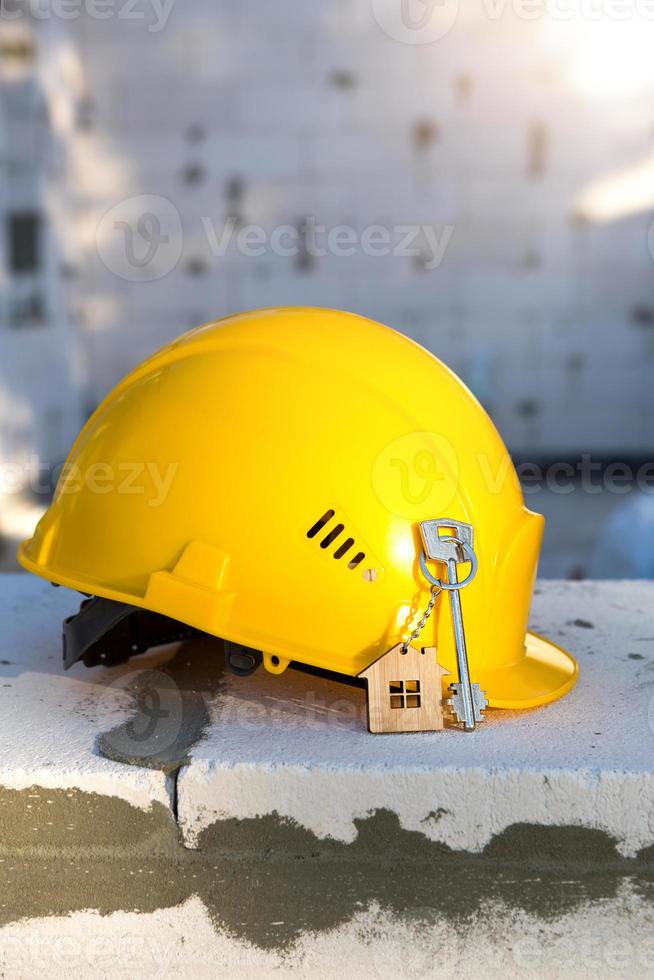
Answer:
419, 519, 488, 732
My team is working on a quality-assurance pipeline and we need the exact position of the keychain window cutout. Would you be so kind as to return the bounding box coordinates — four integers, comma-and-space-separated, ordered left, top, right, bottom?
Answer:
388, 679, 421, 709
359, 644, 448, 733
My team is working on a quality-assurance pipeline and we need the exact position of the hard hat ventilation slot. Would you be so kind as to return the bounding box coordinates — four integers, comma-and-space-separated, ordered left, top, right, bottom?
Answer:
306, 509, 368, 572
334, 537, 354, 559
306, 509, 335, 538
320, 524, 344, 549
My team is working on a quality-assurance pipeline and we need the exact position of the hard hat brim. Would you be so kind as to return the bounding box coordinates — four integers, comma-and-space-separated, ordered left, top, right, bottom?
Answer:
18, 541, 578, 710
477, 631, 578, 709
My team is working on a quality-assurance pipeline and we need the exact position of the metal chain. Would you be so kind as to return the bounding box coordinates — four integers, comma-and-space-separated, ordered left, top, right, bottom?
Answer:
401, 585, 442, 653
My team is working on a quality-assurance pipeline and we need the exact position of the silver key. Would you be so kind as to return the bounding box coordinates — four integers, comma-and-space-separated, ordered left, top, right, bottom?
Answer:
419, 519, 488, 732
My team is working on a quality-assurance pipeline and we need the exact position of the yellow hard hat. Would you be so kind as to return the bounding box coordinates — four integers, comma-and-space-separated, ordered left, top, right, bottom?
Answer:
18, 307, 577, 709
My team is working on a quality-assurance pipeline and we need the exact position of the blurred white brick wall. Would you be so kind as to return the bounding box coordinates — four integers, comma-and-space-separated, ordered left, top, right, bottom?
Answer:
0, 15, 82, 483
16, 0, 654, 455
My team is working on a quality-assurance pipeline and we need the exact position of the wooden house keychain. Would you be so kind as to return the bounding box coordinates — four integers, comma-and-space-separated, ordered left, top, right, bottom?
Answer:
359, 519, 488, 734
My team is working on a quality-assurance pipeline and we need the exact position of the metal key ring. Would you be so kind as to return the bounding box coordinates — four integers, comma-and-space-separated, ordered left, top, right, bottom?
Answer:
419, 540, 478, 590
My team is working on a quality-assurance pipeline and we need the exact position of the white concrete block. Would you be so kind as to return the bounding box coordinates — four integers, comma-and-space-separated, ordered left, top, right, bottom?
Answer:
23, 3, 654, 455
234, 83, 346, 135
0, 576, 172, 814
239, 267, 353, 312
201, 134, 306, 181
310, 133, 415, 175
178, 581, 654, 858
1, 574, 653, 973
2, 893, 654, 979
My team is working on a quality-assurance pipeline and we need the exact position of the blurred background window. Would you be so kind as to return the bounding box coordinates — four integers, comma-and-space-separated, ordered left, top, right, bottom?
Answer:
8, 211, 41, 275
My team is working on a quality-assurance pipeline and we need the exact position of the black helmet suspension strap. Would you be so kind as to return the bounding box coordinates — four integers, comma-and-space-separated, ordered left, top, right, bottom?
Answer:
62, 596, 202, 670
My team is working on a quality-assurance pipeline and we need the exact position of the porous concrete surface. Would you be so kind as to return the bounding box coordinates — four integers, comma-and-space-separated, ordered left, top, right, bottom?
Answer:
2, 892, 654, 980
0, 577, 172, 812
1, 575, 654, 978
179, 580, 654, 856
